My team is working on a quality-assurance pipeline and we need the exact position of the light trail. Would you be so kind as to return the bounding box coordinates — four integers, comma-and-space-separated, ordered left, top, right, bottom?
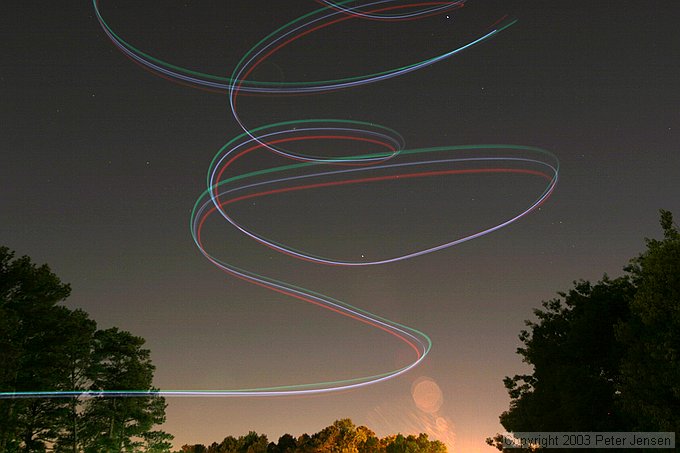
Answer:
1, 1, 558, 399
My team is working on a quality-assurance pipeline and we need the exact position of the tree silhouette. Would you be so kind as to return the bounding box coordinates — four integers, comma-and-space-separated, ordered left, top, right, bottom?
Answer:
619, 210, 680, 432
488, 210, 680, 451
176, 420, 446, 453
0, 246, 73, 451
0, 247, 171, 452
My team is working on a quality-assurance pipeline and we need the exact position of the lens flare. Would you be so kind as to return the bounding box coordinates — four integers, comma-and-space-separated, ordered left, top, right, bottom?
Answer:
412, 377, 444, 413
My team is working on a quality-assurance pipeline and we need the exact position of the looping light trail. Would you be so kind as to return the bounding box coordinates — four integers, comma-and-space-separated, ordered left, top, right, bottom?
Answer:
2, 1, 558, 399
92, 0, 514, 93
315, 0, 465, 20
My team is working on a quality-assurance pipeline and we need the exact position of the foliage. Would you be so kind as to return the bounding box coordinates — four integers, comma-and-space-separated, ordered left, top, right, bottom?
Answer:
619, 210, 680, 432
176, 419, 446, 453
80, 328, 167, 453
487, 210, 680, 451
0, 246, 172, 452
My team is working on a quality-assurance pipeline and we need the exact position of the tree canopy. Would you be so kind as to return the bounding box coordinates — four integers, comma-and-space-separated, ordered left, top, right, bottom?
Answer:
487, 210, 680, 450
0, 246, 171, 452
176, 419, 447, 453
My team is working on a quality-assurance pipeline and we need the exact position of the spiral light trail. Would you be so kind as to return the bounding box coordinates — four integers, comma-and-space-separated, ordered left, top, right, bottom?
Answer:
2, 0, 558, 399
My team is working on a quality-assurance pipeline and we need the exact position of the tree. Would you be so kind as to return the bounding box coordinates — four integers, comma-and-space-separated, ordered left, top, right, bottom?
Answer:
488, 210, 680, 450
415, 434, 445, 453
0, 247, 171, 452
618, 210, 680, 433
311, 419, 361, 453
268, 434, 297, 453
0, 246, 72, 451
177, 420, 447, 453
237, 431, 269, 453
143, 430, 176, 453
295, 433, 314, 453
81, 328, 168, 453
355, 426, 378, 453
382, 433, 444, 453
53, 308, 97, 453
500, 278, 635, 434
213, 435, 239, 453
181, 445, 208, 453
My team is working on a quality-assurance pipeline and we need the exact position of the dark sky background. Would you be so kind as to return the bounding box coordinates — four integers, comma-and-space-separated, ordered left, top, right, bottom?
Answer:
2, 1, 679, 452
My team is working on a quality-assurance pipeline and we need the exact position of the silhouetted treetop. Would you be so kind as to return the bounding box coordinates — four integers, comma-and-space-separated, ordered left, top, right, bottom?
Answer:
176, 419, 446, 453
0, 246, 172, 452
487, 210, 680, 451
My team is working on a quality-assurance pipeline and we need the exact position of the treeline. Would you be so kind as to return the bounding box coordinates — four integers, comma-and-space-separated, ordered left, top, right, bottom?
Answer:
0, 247, 172, 452
488, 210, 680, 451
176, 419, 447, 453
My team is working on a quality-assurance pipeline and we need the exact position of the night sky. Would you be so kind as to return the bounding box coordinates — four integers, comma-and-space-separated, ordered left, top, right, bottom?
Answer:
2, 1, 679, 452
